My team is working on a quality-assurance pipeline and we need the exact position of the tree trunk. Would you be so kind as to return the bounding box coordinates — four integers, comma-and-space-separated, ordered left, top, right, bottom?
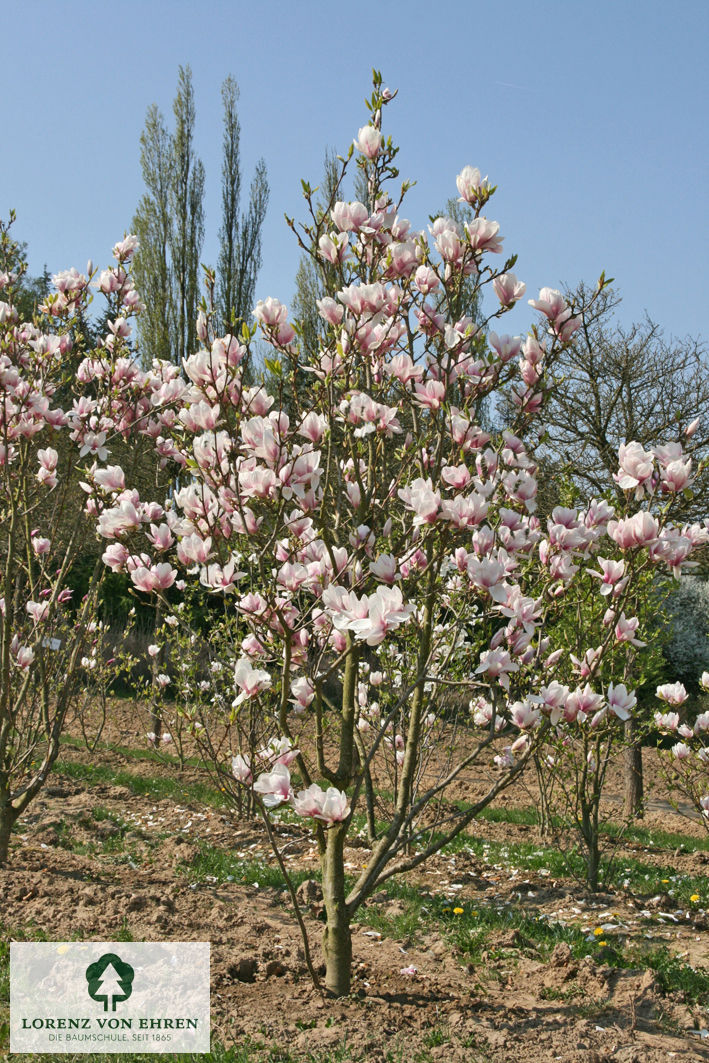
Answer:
0, 799, 16, 864
586, 836, 600, 893
624, 719, 644, 819
149, 602, 164, 746
321, 824, 352, 996
534, 755, 554, 839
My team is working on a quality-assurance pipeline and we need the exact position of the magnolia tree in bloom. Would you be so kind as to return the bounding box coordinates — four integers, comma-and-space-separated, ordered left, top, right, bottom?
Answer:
525, 423, 707, 885
0, 220, 178, 864
91, 76, 702, 995
655, 674, 709, 825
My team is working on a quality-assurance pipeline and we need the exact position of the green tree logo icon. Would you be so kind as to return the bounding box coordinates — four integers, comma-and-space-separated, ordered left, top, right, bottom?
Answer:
85, 953, 135, 1011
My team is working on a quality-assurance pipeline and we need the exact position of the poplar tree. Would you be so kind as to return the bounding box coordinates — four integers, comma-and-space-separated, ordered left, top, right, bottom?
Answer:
132, 105, 173, 363
169, 65, 204, 365
132, 66, 205, 365
217, 76, 270, 334
133, 69, 268, 364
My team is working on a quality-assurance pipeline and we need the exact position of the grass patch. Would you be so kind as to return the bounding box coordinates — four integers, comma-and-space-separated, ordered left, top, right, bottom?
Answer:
638, 945, 709, 1004
177, 839, 316, 893
54, 758, 229, 810
61, 733, 203, 770
443, 834, 709, 907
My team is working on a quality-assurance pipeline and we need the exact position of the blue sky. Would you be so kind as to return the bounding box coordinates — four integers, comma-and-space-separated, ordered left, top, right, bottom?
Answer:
3, 0, 708, 342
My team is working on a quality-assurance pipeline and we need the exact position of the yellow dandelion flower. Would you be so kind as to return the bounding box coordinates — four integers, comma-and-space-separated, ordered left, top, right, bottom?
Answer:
690, 893, 701, 903
593, 927, 604, 936
597, 940, 607, 947
453, 907, 464, 915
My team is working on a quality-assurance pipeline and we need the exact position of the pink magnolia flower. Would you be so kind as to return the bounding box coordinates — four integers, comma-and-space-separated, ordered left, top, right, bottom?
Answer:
660, 458, 692, 493
15, 645, 35, 669
475, 648, 519, 691
94, 465, 126, 492
528, 287, 568, 322
232, 753, 253, 785
656, 682, 688, 706
412, 379, 446, 411
293, 782, 350, 824
233, 657, 272, 704
319, 231, 349, 265
102, 543, 129, 572
253, 763, 292, 808
37, 447, 59, 488
398, 478, 441, 525
614, 613, 646, 648
467, 558, 508, 603
614, 442, 655, 497
465, 217, 503, 254
253, 297, 288, 327
298, 411, 327, 444
384, 353, 424, 386
331, 200, 369, 232
588, 557, 627, 597
290, 677, 315, 712
354, 124, 382, 159
97, 499, 142, 538
260, 736, 300, 768
510, 700, 540, 729
130, 563, 176, 594
489, 332, 522, 363
696, 711, 709, 734
538, 682, 571, 725
347, 586, 415, 647
493, 272, 526, 306
177, 533, 213, 567
566, 685, 604, 723
369, 553, 398, 584
26, 601, 49, 623
414, 265, 439, 294
606, 683, 637, 721
607, 512, 659, 549
112, 234, 139, 260
654, 711, 680, 732
456, 165, 489, 204
31, 536, 51, 557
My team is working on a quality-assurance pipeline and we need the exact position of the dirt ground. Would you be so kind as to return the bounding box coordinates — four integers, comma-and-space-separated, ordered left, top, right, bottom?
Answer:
2, 703, 709, 1062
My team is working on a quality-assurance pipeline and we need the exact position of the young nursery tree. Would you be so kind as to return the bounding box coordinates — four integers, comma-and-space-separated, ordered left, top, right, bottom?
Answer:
655, 673, 709, 827
0, 221, 175, 863
93, 75, 702, 995
534, 284, 709, 817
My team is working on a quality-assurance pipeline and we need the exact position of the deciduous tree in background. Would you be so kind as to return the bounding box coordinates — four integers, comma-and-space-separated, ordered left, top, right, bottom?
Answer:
542, 283, 709, 512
